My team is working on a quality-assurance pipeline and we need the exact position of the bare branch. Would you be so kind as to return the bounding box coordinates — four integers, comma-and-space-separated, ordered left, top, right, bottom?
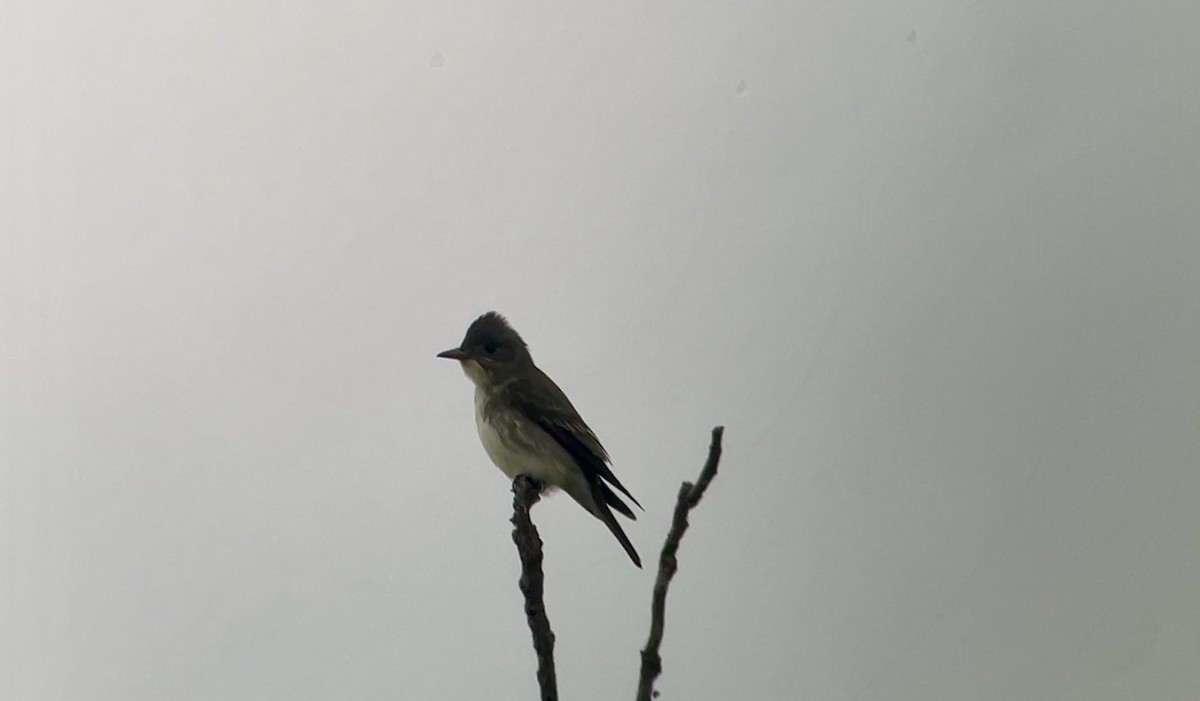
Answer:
636, 426, 725, 701
511, 475, 558, 701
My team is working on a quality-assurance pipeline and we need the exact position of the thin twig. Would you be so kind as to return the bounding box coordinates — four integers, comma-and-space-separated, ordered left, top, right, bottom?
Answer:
636, 426, 725, 701
511, 475, 558, 701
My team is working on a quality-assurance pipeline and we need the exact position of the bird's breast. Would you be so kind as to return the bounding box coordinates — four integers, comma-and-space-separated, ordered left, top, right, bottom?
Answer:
473, 389, 579, 490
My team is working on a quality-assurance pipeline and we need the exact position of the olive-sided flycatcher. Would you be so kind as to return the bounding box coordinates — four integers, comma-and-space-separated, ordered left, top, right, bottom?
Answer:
437, 312, 642, 567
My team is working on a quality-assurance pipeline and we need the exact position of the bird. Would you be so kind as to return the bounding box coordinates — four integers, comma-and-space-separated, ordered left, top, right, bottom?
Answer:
437, 312, 642, 567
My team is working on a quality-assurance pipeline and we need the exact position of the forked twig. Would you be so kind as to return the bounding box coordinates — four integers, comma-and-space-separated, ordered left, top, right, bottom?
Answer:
636, 426, 725, 701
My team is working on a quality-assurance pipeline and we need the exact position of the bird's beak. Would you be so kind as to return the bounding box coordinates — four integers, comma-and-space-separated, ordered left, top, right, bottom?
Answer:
437, 347, 470, 361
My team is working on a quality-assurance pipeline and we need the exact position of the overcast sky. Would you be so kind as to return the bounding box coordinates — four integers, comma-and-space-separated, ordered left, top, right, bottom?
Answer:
4, 2, 1199, 699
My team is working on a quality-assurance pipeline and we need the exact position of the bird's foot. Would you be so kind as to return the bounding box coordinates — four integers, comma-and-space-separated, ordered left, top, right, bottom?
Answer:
512, 474, 544, 507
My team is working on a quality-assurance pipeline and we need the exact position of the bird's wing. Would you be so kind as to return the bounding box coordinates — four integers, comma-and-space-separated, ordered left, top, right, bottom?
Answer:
506, 367, 642, 514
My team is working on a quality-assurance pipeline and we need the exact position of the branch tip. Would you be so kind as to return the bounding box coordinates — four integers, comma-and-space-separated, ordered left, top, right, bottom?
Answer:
635, 426, 726, 701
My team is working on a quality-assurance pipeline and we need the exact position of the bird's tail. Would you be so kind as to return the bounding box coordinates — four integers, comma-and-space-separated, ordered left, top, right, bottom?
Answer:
591, 483, 642, 568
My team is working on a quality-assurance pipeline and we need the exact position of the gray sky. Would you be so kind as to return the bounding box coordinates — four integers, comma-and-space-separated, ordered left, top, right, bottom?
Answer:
4, 2, 1199, 699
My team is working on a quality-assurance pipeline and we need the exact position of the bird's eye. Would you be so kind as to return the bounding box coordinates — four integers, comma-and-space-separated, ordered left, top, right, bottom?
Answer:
483, 342, 498, 354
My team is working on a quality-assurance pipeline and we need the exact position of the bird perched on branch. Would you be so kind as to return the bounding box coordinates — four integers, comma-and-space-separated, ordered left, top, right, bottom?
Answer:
438, 312, 642, 567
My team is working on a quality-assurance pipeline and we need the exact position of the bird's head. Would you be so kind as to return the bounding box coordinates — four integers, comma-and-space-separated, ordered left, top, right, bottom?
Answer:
437, 311, 532, 387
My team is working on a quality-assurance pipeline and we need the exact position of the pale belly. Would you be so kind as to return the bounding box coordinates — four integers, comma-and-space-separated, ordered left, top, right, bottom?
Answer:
473, 389, 594, 510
